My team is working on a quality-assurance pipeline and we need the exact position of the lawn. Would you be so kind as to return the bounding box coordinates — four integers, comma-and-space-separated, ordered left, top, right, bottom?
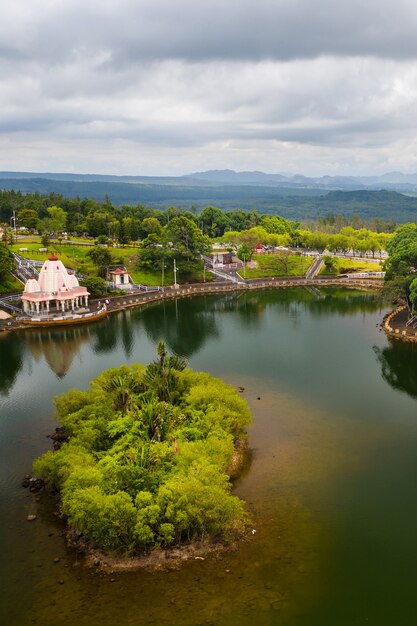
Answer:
241, 253, 313, 279
10, 240, 141, 278
0, 275, 23, 295
9, 239, 211, 286
320, 257, 382, 276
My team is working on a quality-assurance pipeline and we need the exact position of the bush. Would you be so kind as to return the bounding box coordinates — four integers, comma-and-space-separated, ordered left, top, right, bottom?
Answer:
33, 345, 252, 553
80, 276, 108, 297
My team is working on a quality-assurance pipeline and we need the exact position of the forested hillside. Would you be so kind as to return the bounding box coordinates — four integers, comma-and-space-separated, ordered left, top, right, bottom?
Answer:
1, 177, 417, 221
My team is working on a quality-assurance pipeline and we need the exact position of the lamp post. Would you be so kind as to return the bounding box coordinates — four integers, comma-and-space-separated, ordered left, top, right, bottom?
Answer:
243, 254, 246, 279
161, 258, 165, 288
10, 210, 17, 243
173, 258, 179, 289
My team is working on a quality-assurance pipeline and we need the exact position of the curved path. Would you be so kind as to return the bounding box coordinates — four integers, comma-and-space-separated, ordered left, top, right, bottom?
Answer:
0, 276, 383, 333
382, 306, 417, 343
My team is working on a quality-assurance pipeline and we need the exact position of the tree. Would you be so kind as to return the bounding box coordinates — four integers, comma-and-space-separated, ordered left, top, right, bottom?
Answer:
140, 217, 163, 239
18, 208, 38, 230
410, 277, 417, 313
42, 206, 67, 234
383, 224, 417, 309
142, 340, 187, 403
80, 276, 108, 297
87, 246, 113, 278
166, 216, 211, 260
236, 244, 253, 262
0, 244, 13, 280
259, 214, 292, 235
199, 206, 230, 238
117, 219, 130, 247
86, 211, 112, 238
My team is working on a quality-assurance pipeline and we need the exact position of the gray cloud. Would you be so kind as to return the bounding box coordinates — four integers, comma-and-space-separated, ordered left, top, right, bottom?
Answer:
1, 1, 417, 175
2, 0, 417, 66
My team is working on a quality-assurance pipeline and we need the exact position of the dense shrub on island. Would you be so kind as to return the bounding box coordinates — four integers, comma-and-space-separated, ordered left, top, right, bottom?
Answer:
34, 342, 252, 553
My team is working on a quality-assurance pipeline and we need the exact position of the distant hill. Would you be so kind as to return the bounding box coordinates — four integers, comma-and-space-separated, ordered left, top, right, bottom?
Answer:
1, 170, 417, 221
4, 168, 417, 191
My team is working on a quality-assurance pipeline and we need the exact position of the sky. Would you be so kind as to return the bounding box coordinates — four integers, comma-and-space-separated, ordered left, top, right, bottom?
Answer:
2, 0, 417, 177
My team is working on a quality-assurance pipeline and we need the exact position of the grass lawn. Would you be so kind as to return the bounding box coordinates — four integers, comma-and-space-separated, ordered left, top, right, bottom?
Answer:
10, 239, 211, 287
242, 253, 313, 279
10, 240, 141, 278
0, 274, 23, 295
320, 257, 382, 276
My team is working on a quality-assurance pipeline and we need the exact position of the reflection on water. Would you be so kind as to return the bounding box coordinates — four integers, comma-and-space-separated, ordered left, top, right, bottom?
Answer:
374, 337, 417, 399
0, 288, 383, 396
3, 287, 417, 626
26, 329, 92, 378
0, 334, 23, 396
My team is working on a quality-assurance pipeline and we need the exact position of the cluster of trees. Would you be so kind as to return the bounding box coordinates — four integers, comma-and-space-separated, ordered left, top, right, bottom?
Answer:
383, 223, 417, 312
0, 189, 392, 251
33, 343, 252, 552
0, 190, 395, 288
137, 216, 211, 279
214, 224, 390, 259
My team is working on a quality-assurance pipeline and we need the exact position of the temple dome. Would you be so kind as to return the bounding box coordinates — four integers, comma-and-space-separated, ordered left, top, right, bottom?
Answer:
67, 273, 80, 288
24, 278, 41, 293
38, 257, 74, 292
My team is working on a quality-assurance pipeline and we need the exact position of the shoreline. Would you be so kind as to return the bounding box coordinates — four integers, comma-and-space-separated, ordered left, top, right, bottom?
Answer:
382, 305, 417, 344
68, 530, 248, 573
36, 435, 251, 573
0, 276, 383, 333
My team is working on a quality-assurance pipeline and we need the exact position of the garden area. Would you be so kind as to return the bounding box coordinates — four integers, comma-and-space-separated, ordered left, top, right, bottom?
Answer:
241, 253, 313, 279
319, 256, 382, 276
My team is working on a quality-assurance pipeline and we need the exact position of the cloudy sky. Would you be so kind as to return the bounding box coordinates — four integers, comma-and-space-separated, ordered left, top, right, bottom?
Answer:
2, 0, 417, 176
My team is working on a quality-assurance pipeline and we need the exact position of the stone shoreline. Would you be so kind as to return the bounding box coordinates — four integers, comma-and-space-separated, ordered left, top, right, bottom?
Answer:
0, 276, 384, 333
382, 305, 417, 344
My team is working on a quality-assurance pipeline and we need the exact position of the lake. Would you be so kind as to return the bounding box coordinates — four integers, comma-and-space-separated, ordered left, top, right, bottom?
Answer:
1, 287, 417, 626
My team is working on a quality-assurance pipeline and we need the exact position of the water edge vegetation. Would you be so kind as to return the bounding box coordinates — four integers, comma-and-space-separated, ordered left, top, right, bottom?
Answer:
33, 341, 252, 561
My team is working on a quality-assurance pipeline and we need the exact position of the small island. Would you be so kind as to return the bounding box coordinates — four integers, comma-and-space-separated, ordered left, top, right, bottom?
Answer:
34, 342, 252, 564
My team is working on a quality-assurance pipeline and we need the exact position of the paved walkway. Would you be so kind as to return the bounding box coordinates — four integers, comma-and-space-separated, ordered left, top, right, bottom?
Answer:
0, 276, 384, 333
383, 306, 417, 343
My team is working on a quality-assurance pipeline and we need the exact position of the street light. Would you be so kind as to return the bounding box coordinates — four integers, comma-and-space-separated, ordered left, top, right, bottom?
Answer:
10, 210, 17, 242
173, 258, 179, 289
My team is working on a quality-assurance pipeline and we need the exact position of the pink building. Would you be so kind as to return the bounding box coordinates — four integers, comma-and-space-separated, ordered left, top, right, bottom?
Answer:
21, 255, 89, 316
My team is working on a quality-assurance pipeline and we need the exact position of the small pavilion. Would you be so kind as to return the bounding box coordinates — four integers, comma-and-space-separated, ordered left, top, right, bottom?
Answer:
107, 265, 132, 289
21, 255, 89, 316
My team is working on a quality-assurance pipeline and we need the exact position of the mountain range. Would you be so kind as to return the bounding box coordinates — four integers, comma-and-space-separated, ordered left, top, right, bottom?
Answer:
3, 169, 417, 191
2, 169, 417, 221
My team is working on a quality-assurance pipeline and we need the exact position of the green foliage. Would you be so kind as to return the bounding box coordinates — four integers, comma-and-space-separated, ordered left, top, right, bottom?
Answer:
18, 208, 38, 229
80, 276, 108, 297
409, 277, 417, 313
323, 255, 336, 272
40, 206, 67, 234
0, 244, 14, 280
383, 223, 417, 307
243, 253, 312, 279
87, 246, 113, 277
34, 344, 251, 553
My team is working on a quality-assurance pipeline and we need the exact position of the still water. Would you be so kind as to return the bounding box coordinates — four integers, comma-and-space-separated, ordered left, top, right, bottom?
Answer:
1, 288, 417, 626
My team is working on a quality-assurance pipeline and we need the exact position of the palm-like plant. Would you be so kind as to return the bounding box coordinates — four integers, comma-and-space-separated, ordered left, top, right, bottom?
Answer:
101, 371, 142, 412
143, 341, 187, 403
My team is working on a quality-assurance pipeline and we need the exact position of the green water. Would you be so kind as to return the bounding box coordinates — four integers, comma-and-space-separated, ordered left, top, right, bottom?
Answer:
1, 288, 417, 626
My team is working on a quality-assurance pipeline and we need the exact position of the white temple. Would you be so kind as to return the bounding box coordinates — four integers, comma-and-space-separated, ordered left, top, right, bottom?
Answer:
21, 255, 89, 315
